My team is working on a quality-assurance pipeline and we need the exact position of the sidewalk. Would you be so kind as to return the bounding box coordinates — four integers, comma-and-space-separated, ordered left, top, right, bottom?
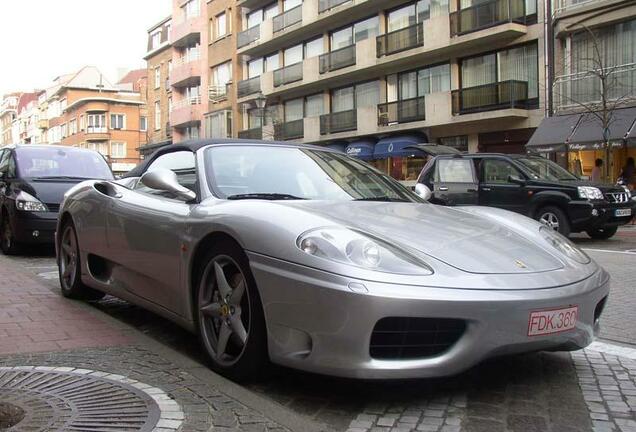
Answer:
0, 255, 324, 432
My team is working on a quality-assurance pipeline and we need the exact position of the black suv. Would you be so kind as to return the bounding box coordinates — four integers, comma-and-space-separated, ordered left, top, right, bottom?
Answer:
0, 144, 113, 254
414, 145, 634, 239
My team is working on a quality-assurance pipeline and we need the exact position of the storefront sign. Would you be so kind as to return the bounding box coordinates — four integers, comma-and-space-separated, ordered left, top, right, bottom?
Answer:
346, 146, 361, 156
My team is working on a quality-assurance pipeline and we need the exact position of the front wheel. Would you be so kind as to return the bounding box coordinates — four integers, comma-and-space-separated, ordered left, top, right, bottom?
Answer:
196, 241, 267, 382
1, 215, 21, 255
58, 222, 104, 301
536, 206, 571, 237
586, 226, 618, 240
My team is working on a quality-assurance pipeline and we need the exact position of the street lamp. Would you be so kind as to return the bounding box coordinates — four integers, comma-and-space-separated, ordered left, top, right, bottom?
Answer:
254, 92, 267, 137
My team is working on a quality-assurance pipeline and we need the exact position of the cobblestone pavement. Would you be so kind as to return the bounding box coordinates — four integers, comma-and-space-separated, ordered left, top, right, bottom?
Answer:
1, 227, 635, 431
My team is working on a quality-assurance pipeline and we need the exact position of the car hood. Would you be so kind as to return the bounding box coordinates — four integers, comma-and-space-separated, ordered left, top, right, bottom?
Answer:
529, 179, 626, 193
20, 179, 85, 207
283, 201, 564, 275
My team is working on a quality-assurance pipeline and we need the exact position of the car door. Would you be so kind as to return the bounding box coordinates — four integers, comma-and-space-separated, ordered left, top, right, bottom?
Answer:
433, 157, 479, 205
104, 150, 197, 317
478, 158, 528, 214
0, 150, 8, 206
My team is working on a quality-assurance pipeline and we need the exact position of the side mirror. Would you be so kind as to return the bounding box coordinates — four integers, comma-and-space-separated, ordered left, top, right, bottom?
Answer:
414, 183, 433, 201
508, 175, 526, 185
140, 168, 196, 201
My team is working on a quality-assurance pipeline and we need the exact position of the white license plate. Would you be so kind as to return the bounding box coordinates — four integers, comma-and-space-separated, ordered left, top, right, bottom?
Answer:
527, 306, 578, 336
615, 208, 632, 217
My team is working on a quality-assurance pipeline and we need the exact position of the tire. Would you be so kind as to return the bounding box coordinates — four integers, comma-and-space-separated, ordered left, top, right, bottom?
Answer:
195, 240, 268, 382
1, 214, 21, 255
586, 226, 618, 240
535, 205, 571, 237
57, 221, 104, 301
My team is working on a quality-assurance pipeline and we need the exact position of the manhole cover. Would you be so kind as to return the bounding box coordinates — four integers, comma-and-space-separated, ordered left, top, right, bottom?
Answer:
0, 366, 183, 431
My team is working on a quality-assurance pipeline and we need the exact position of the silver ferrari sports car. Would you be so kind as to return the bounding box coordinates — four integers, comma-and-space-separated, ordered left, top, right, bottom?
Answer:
56, 139, 609, 381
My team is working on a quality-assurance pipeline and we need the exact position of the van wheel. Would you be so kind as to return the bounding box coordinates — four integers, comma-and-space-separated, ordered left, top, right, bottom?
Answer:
536, 206, 570, 236
1, 215, 21, 255
586, 226, 618, 240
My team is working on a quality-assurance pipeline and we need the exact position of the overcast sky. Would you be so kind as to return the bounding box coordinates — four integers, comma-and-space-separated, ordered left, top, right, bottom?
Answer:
0, 0, 172, 96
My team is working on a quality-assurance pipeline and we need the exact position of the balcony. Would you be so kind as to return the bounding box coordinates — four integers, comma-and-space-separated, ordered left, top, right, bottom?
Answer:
319, 0, 352, 13
238, 26, 260, 48
378, 96, 426, 126
451, 80, 532, 115
553, 63, 636, 112
319, 45, 356, 74
553, 0, 604, 15
170, 50, 202, 88
274, 63, 303, 87
170, 96, 203, 127
275, 119, 304, 140
376, 23, 423, 57
171, 16, 203, 47
85, 126, 110, 141
450, 0, 529, 37
38, 119, 49, 130
209, 84, 231, 103
320, 110, 357, 135
238, 127, 263, 139
238, 76, 261, 98
273, 5, 302, 33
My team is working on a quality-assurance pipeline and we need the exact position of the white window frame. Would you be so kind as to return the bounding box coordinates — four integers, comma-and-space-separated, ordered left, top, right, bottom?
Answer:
154, 101, 161, 131
110, 113, 126, 130
140, 116, 147, 132
154, 67, 161, 89
87, 113, 107, 133
110, 141, 127, 159
60, 123, 68, 139
216, 12, 228, 38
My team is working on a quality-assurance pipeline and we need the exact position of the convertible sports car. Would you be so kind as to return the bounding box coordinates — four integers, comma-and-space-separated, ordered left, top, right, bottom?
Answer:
56, 139, 609, 381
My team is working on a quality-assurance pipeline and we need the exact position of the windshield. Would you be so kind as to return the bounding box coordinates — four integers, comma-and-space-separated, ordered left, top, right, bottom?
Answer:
205, 145, 422, 202
15, 147, 113, 180
517, 157, 578, 181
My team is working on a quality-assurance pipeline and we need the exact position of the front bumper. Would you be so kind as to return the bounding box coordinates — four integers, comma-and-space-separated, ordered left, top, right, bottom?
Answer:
249, 253, 610, 379
12, 211, 58, 244
568, 200, 634, 231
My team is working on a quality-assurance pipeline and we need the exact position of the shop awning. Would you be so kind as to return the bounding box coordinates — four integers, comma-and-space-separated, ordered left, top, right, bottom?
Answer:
345, 139, 376, 160
526, 114, 580, 153
567, 107, 636, 151
373, 134, 428, 159
326, 141, 347, 153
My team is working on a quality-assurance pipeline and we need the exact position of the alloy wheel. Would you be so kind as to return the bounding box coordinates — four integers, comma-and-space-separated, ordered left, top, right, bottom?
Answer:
539, 212, 560, 231
59, 225, 78, 289
199, 255, 251, 367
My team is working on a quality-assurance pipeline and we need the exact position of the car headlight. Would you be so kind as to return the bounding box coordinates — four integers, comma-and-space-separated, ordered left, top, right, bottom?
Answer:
15, 191, 48, 212
539, 226, 590, 264
578, 186, 604, 200
297, 227, 433, 275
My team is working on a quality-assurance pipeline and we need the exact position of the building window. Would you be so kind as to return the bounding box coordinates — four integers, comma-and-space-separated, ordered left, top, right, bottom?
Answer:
154, 67, 161, 89
438, 135, 468, 152
140, 116, 147, 131
151, 30, 161, 50
205, 110, 232, 138
69, 119, 77, 135
398, 63, 450, 99
330, 16, 380, 50
247, 3, 279, 29
184, 125, 200, 140
79, 115, 85, 131
87, 141, 109, 156
60, 123, 68, 139
87, 113, 107, 133
183, 0, 200, 19
110, 114, 126, 130
60, 98, 67, 111
110, 142, 127, 158
154, 102, 161, 131
216, 12, 227, 38
211, 62, 232, 91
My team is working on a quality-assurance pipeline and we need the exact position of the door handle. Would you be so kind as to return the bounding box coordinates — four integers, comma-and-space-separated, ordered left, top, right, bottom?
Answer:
467, 188, 478, 192
439, 186, 449, 191
482, 187, 491, 191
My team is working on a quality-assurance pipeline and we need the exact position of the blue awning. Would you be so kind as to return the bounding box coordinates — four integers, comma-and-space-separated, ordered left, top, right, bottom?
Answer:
345, 139, 376, 160
326, 141, 347, 153
373, 134, 428, 159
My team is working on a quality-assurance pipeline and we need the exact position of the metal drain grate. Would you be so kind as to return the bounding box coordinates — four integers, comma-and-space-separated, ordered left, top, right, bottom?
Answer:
0, 366, 183, 432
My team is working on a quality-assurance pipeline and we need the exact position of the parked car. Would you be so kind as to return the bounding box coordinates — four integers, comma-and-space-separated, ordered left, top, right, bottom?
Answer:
414, 145, 634, 239
57, 139, 608, 381
0, 144, 113, 254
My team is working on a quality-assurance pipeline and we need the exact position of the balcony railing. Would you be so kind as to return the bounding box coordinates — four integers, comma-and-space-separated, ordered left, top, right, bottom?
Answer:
238, 127, 263, 139
320, 110, 357, 135
319, 0, 351, 13
553, 0, 601, 14
319, 45, 356, 74
174, 48, 200, 66
86, 126, 108, 134
237, 76, 261, 98
450, 0, 528, 36
553, 62, 636, 111
274, 63, 303, 87
376, 23, 423, 58
377, 96, 426, 126
451, 80, 531, 115
238, 26, 260, 48
209, 84, 231, 102
273, 5, 302, 33
172, 96, 202, 110
275, 119, 304, 140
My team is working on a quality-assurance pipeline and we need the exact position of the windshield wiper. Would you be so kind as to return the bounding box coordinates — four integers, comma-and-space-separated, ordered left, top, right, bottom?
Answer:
31, 176, 94, 181
226, 193, 307, 201
354, 196, 410, 202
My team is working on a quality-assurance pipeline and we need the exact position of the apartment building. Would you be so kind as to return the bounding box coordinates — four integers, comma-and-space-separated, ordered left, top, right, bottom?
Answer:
234, 0, 545, 181
144, 16, 174, 156
37, 66, 146, 174
528, 0, 636, 182
170, 0, 210, 142
0, 93, 21, 146
15, 92, 42, 144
